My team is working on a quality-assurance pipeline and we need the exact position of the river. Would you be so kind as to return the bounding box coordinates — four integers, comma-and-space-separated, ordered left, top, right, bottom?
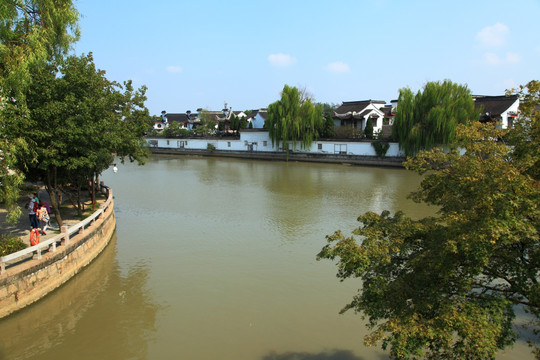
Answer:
0, 155, 534, 359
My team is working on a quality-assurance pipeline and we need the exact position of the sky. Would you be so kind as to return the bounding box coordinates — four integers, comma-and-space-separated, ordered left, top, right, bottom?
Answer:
72, 0, 540, 116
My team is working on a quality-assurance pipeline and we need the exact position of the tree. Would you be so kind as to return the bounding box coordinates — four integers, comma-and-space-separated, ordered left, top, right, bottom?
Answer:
194, 110, 216, 136
319, 102, 337, 138
22, 54, 150, 225
318, 82, 540, 359
0, 0, 79, 223
266, 85, 324, 159
364, 118, 374, 139
230, 114, 247, 135
392, 80, 481, 156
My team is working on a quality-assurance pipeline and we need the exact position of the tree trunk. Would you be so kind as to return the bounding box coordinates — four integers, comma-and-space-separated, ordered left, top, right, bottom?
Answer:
91, 173, 96, 210
76, 182, 82, 217
46, 166, 63, 228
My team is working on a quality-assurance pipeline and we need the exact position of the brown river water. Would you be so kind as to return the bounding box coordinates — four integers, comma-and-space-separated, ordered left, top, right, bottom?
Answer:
0, 155, 534, 359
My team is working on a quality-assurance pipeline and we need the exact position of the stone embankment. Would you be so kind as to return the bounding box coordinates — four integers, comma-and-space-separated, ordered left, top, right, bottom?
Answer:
150, 148, 406, 167
0, 188, 116, 319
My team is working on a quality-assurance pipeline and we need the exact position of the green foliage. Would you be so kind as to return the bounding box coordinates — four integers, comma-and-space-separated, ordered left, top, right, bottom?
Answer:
318, 82, 540, 359
371, 140, 390, 157
194, 110, 216, 136
505, 80, 540, 181
230, 114, 247, 134
206, 143, 216, 152
319, 103, 337, 138
392, 80, 481, 156
21, 53, 150, 224
0, 0, 79, 224
0, 233, 28, 257
364, 118, 374, 139
266, 85, 324, 159
162, 122, 192, 138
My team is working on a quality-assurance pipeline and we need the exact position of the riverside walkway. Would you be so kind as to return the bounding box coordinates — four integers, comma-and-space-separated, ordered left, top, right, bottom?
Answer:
0, 188, 94, 245
0, 185, 115, 318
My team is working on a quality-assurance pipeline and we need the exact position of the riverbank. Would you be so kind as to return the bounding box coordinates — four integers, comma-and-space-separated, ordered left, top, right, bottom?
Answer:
0, 186, 105, 246
149, 147, 407, 167
0, 187, 115, 319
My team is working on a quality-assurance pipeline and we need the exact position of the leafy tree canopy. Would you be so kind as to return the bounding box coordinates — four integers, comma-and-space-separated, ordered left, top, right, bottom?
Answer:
319, 81, 540, 359
21, 53, 150, 225
266, 85, 324, 158
0, 0, 79, 223
392, 80, 481, 156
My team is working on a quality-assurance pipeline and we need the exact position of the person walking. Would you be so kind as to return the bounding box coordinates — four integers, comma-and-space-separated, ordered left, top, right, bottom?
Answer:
37, 203, 49, 235
27, 194, 39, 230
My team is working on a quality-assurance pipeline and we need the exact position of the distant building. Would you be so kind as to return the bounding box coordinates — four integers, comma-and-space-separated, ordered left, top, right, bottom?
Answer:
333, 100, 387, 134
245, 109, 268, 129
154, 110, 199, 131
473, 95, 519, 129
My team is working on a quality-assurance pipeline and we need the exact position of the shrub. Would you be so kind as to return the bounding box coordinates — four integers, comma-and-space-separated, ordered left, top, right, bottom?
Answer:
0, 233, 28, 256
372, 140, 390, 157
364, 118, 374, 139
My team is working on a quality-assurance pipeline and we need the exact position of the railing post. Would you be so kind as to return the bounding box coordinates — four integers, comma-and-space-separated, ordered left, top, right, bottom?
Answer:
49, 241, 56, 252
0, 261, 5, 275
35, 246, 42, 260
79, 226, 84, 235
61, 226, 70, 245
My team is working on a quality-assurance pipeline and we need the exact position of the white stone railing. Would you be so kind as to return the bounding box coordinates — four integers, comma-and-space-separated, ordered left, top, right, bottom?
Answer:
0, 188, 114, 274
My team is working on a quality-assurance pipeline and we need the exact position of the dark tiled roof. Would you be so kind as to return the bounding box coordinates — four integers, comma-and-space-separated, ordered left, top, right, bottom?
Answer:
473, 95, 518, 116
165, 113, 190, 122
334, 100, 386, 115
245, 110, 268, 120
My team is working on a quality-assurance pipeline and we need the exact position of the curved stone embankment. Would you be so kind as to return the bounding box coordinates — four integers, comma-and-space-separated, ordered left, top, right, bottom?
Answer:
0, 191, 116, 319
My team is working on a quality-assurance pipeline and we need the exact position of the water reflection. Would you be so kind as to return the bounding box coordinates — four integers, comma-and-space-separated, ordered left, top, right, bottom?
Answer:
262, 349, 377, 360
0, 234, 160, 360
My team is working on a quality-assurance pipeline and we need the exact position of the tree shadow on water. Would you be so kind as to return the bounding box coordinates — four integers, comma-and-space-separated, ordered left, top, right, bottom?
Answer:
262, 349, 389, 360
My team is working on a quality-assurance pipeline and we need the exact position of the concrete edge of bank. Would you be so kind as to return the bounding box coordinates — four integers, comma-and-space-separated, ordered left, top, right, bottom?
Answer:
149, 148, 407, 168
0, 190, 116, 319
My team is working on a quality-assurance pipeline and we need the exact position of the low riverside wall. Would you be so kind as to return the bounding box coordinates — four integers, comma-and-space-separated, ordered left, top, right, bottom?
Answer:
150, 147, 406, 167
146, 131, 406, 167
0, 188, 116, 319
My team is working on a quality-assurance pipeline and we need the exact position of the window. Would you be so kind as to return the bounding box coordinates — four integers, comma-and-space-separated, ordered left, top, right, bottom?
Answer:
227, 142, 231, 147
318, 144, 322, 150
371, 118, 378, 127
166, 140, 170, 145
334, 144, 347, 154
263, 141, 267, 146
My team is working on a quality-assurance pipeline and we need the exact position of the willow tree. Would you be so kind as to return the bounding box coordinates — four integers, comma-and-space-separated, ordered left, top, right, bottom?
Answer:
392, 80, 481, 156
266, 85, 324, 159
0, 0, 79, 223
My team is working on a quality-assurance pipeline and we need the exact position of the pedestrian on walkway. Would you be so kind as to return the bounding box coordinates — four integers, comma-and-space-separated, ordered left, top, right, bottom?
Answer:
37, 203, 49, 235
26, 194, 39, 230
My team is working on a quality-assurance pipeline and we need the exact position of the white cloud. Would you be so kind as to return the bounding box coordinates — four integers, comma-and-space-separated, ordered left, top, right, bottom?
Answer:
476, 23, 509, 47
326, 61, 350, 73
483, 52, 501, 65
482, 52, 521, 66
505, 52, 521, 64
268, 53, 297, 67
166, 65, 182, 73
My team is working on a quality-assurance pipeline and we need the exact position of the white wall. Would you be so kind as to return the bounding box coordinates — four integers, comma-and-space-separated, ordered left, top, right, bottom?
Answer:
146, 130, 405, 157
500, 99, 520, 129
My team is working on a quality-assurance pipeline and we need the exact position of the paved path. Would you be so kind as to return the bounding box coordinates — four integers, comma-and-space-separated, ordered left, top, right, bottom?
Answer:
0, 189, 67, 245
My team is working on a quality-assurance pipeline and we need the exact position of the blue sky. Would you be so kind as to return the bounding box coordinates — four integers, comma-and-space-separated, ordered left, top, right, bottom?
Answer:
73, 0, 540, 115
